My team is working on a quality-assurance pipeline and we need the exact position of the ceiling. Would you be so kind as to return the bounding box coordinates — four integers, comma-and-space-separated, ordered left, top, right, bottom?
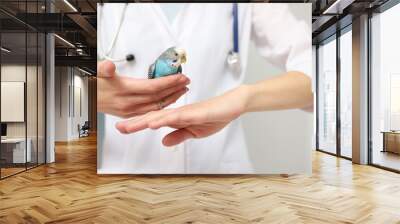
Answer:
0, 0, 97, 73
0, 0, 395, 73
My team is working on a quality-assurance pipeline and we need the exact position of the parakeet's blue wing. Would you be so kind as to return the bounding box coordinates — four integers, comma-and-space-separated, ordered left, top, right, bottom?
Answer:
154, 59, 179, 78
148, 63, 156, 79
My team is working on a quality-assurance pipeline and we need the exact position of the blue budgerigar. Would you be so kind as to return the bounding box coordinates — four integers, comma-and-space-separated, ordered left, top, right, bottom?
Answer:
148, 47, 187, 79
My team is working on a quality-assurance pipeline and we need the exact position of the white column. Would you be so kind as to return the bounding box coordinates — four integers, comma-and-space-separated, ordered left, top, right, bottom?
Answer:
46, 33, 55, 163
352, 14, 369, 164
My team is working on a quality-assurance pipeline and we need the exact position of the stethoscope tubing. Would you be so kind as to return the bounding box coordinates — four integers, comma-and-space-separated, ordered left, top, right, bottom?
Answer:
232, 3, 239, 54
99, 4, 129, 62
99, 3, 239, 63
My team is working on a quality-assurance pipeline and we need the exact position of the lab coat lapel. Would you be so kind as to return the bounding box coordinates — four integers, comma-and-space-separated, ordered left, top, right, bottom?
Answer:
170, 4, 190, 42
151, 4, 178, 44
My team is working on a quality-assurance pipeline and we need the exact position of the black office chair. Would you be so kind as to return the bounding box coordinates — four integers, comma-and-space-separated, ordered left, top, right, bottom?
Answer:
78, 121, 90, 138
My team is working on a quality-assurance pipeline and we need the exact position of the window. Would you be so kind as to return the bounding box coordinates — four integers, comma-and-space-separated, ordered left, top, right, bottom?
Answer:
339, 28, 352, 158
370, 2, 400, 171
317, 36, 337, 154
390, 74, 400, 130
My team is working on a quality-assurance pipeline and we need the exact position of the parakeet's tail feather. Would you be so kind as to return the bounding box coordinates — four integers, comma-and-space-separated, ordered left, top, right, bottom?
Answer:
177, 66, 182, 74
148, 63, 156, 79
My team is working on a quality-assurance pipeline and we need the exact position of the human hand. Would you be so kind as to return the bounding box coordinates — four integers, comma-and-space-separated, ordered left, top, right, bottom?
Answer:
115, 86, 250, 146
97, 60, 190, 118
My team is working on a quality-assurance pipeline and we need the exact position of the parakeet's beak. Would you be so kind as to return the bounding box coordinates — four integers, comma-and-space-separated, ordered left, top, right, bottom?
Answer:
175, 48, 187, 64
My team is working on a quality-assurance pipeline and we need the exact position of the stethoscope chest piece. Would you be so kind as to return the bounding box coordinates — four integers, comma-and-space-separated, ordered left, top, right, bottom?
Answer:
227, 51, 241, 73
227, 51, 239, 65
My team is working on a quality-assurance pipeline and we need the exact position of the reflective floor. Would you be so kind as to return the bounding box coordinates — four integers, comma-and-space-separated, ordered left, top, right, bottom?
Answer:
373, 150, 400, 171
0, 135, 400, 223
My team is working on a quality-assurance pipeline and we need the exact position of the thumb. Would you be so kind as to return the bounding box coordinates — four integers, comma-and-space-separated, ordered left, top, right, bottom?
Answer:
97, 60, 116, 78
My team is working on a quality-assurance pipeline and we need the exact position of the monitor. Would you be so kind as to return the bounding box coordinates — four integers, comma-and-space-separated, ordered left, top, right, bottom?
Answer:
1, 123, 7, 137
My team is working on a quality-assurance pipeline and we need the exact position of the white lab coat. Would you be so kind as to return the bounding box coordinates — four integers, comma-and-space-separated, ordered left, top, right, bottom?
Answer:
97, 3, 311, 174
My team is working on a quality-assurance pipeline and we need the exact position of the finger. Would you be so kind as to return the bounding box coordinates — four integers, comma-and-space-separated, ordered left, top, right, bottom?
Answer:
131, 87, 188, 116
114, 86, 188, 119
97, 60, 116, 78
162, 129, 195, 147
125, 74, 190, 94
147, 113, 180, 130
117, 109, 171, 134
115, 85, 185, 133
115, 88, 188, 133
115, 114, 147, 134
125, 84, 188, 105
148, 107, 195, 129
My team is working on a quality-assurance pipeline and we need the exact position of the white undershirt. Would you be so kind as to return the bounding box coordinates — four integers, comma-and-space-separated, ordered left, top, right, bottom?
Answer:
159, 3, 185, 24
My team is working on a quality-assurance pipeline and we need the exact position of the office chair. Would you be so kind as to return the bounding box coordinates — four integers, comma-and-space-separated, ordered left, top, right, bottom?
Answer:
79, 121, 90, 138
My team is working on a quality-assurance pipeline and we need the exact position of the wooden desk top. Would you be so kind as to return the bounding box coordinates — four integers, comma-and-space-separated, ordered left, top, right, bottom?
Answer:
1, 138, 28, 144
381, 131, 400, 134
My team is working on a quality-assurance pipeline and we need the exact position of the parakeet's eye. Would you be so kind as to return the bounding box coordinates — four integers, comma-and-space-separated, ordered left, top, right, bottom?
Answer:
175, 53, 178, 56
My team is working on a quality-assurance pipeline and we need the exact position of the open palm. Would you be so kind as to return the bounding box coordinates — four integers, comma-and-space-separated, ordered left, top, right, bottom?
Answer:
116, 87, 248, 146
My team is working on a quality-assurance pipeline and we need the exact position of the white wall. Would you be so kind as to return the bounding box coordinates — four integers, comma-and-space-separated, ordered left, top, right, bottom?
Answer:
242, 4, 313, 173
54, 67, 89, 141
1, 66, 27, 141
55, 67, 68, 141
1, 65, 39, 137
243, 44, 313, 174
76, 74, 89, 123
71, 73, 89, 138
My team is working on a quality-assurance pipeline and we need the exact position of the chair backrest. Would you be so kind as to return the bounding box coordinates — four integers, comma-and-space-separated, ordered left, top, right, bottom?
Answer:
82, 121, 90, 129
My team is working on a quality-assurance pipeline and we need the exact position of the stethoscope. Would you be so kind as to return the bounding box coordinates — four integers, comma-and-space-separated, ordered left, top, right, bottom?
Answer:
99, 3, 240, 68
227, 3, 240, 67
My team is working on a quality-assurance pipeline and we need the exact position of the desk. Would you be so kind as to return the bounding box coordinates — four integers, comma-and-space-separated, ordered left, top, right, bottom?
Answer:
1, 138, 31, 163
382, 131, 400, 155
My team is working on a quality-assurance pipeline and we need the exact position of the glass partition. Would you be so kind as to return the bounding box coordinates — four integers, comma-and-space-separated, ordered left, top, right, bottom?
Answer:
0, 1, 46, 179
27, 31, 38, 169
1, 30, 28, 177
27, 0, 38, 167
